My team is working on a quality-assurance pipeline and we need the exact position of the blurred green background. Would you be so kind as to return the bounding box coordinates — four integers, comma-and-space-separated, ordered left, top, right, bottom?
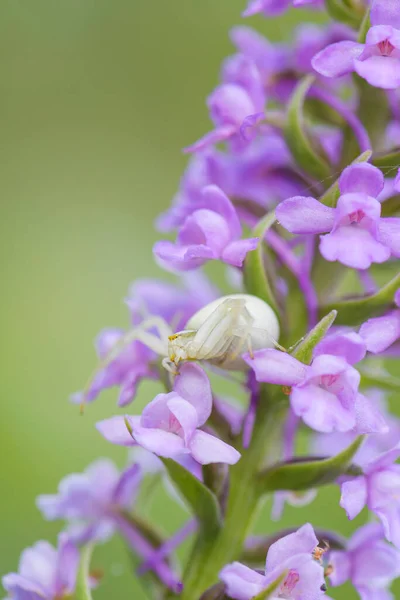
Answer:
1, 2, 390, 599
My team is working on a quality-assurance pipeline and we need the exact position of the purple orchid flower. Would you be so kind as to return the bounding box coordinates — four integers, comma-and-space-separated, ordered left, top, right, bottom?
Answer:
184, 58, 265, 154
329, 523, 400, 599
36, 459, 183, 592
244, 330, 388, 434
37, 459, 142, 543
157, 136, 300, 234
154, 185, 259, 271
70, 327, 157, 408
219, 524, 326, 600
2, 534, 82, 600
97, 363, 241, 465
360, 289, 400, 354
340, 444, 400, 548
312, 0, 400, 89
242, 0, 323, 18
276, 163, 400, 270
71, 273, 218, 407
312, 389, 400, 467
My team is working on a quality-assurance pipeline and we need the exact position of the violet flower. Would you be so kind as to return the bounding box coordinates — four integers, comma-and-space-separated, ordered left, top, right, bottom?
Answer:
242, 0, 323, 18
70, 327, 157, 407
244, 331, 388, 434
154, 185, 259, 271
360, 289, 400, 353
71, 273, 217, 407
184, 62, 265, 154
97, 363, 241, 465
276, 163, 400, 270
219, 524, 326, 600
37, 459, 142, 543
312, 0, 400, 89
37, 459, 183, 592
157, 136, 300, 233
340, 444, 400, 548
329, 523, 400, 599
2, 534, 82, 600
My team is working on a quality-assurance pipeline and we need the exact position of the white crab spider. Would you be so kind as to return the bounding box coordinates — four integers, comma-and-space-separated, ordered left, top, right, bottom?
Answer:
97, 294, 281, 377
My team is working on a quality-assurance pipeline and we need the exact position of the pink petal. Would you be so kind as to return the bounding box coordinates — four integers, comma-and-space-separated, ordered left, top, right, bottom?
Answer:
219, 562, 266, 600
320, 226, 391, 270
340, 477, 368, 519
167, 398, 198, 444
221, 237, 259, 267
243, 349, 307, 385
378, 218, 400, 257
354, 393, 389, 435
201, 185, 242, 238
360, 312, 400, 353
265, 523, 318, 573
189, 430, 241, 465
153, 240, 215, 271
129, 423, 187, 458
371, 4, 400, 30
275, 196, 335, 234
174, 363, 212, 426
338, 163, 385, 197
291, 384, 355, 433
355, 55, 400, 90
96, 416, 137, 446
312, 41, 364, 78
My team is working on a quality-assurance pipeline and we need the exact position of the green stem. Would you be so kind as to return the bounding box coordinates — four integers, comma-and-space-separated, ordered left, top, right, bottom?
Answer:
180, 388, 287, 599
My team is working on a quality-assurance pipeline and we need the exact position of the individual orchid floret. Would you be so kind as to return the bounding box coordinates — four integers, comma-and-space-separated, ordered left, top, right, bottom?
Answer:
219, 524, 326, 600
340, 443, 400, 547
158, 136, 300, 234
2, 534, 84, 600
37, 459, 183, 592
276, 163, 400, 270
329, 523, 400, 599
312, 0, 400, 89
244, 330, 388, 434
184, 64, 265, 153
37, 459, 142, 543
312, 389, 400, 466
98, 363, 241, 465
154, 185, 259, 271
359, 289, 400, 354
70, 327, 157, 407
242, 0, 322, 18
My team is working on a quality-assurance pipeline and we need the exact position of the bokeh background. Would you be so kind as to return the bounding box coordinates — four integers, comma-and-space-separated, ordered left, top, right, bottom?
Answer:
1, 2, 392, 599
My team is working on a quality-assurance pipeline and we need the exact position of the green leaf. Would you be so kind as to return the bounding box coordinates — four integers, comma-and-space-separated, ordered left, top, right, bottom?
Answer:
251, 572, 287, 600
257, 435, 364, 493
357, 8, 371, 43
75, 544, 93, 600
372, 148, 400, 171
284, 75, 330, 181
325, 0, 364, 28
243, 212, 279, 314
320, 272, 400, 326
292, 310, 337, 365
160, 458, 221, 536
320, 150, 372, 207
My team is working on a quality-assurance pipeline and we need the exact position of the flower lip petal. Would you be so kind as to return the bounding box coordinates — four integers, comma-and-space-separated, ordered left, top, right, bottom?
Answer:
355, 55, 400, 90
189, 430, 241, 465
